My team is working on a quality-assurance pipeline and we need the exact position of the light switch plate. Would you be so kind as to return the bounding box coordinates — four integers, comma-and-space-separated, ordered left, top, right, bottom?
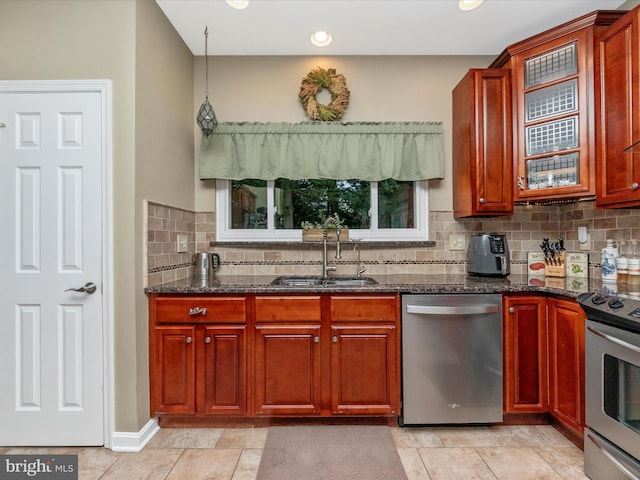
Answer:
177, 235, 188, 252
449, 234, 466, 251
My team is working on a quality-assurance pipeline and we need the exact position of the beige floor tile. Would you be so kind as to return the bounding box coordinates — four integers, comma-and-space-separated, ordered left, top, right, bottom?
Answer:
232, 448, 262, 480
146, 427, 224, 449
216, 428, 267, 449
396, 447, 431, 480
433, 427, 502, 447
477, 446, 563, 480
74, 447, 121, 480
492, 426, 567, 447
392, 427, 444, 448
535, 425, 576, 446
100, 448, 183, 480
536, 446, 590, 480
166, 448, 242, 480
418, 447, 497, 480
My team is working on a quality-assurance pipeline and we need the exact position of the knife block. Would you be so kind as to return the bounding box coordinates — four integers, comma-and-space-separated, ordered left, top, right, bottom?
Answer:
545, 251, 566, 277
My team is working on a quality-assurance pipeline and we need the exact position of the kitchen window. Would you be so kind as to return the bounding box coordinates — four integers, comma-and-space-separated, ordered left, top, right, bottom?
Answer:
215, 178, 428, 242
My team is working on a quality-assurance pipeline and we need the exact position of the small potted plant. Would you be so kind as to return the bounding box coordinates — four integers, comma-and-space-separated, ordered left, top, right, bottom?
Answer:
301, 213, 349, 241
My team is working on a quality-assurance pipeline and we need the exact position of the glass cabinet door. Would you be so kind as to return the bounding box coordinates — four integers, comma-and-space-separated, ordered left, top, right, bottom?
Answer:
518, 41, 585, 196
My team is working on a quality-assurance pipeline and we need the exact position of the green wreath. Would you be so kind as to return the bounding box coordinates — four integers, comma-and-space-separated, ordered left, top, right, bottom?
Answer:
298, 67, 350, 121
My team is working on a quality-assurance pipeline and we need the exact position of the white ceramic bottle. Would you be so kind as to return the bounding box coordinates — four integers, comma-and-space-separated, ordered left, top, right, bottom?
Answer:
601, 239, 618, 283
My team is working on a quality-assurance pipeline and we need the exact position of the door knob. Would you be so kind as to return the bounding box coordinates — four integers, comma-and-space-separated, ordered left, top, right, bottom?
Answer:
65, 282, 97, 294
508, 307, 515, 314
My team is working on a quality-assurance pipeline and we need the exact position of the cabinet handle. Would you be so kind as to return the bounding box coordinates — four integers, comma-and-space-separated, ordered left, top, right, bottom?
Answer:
517, 175, 525, 190
188, 307, 207, 316
632, 182, 639, 190
479, 197, 486, 204
508, 307, 515, 314
313, 336, 320, 343
332, 335, 338, 343
205, 336, 211, 344
186, 336, 192, 344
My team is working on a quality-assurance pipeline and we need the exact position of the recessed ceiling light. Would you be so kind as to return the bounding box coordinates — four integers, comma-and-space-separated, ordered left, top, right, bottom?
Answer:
226, 0, 249, 10
310, 30, 333, 47
458, 0, 484, 11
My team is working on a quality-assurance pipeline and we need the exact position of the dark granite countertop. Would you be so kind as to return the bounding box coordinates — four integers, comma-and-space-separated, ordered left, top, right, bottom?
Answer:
145, 274, 603, 299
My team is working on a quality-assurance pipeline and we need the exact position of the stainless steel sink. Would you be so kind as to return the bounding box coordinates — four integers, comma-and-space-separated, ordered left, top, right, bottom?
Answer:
325, 277, 378, 287
271, 276, 377, 287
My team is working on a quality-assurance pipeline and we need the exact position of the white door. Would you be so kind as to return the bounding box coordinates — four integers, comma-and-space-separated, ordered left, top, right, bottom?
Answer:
0, 83, 107, 446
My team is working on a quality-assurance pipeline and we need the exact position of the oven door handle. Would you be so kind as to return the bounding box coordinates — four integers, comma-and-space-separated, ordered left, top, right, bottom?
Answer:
587, 431, 640, 480
587, 326, 640, 355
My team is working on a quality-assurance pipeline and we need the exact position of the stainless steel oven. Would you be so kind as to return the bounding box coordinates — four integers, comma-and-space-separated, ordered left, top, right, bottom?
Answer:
578, 292, 640, 480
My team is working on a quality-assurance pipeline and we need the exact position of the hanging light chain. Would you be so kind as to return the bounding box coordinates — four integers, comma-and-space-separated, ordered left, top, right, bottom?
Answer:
204, 26, 209, 98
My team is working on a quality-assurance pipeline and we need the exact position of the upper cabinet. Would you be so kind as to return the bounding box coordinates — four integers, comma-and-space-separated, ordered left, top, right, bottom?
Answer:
491, 11, 626, 203
595, 5, 640, 208
452, 69, 513, 218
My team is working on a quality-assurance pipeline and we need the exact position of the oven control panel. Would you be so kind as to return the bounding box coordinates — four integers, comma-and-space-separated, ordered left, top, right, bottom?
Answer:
577, 292, 640, 332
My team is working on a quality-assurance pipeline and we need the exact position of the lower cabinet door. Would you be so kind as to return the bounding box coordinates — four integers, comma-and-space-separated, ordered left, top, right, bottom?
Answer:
203, 326, 247, 415
254, 324, 322, 415
152, 326, 196, 415
330, 325, 399, 415
503, 296, 548, 413
547, 298, 585, 436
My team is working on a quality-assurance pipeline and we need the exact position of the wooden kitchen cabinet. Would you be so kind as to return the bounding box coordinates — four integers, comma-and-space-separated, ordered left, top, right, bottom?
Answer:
503, 295, 548, 413
152, 325, 196, 414
491, 11, 625, 202
452, 68, 513, 218
253, 296, 322, 415
149, 295, 248, 418
253, 294, 400, 418
595, 5, 640, 208
329, 296, 400, 416
503, 294, 586, 439
547, 297, 585, 437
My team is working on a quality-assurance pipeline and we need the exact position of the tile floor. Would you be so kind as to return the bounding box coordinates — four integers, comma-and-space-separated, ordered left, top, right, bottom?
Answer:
0, 425, 588, 480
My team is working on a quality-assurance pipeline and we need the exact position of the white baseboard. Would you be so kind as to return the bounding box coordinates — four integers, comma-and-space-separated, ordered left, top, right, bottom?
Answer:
110, 418, 159, 452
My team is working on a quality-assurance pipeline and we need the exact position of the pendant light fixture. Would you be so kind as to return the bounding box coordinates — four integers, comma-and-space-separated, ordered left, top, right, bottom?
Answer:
196, 26, 217, 137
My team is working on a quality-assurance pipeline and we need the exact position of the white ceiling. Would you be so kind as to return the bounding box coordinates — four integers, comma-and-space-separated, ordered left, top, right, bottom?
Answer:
156, 0, 627, 57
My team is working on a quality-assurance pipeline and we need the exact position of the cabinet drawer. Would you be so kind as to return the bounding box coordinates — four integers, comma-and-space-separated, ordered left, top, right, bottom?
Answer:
255, 296, 321, 322
330, 295, 398, 322
153, 297, 247, 323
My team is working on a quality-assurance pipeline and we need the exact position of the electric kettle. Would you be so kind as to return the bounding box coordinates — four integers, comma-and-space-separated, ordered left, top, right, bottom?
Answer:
193, 252, 221, 280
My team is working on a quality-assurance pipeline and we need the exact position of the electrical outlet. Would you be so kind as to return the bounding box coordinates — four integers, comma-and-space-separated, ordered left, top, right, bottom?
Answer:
177, 235, 188, 253
579, 233, 591, 251
449, 234, 466, 251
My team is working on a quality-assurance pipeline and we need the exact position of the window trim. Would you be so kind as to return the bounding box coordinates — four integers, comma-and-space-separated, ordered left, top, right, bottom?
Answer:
215, 179, 429, 242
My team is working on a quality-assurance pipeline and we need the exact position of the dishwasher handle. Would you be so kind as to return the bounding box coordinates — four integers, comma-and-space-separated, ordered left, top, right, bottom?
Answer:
406, 304, 499, 316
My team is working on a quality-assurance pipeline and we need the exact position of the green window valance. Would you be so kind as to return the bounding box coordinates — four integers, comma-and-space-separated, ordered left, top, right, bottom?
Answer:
199, 121, 444, 181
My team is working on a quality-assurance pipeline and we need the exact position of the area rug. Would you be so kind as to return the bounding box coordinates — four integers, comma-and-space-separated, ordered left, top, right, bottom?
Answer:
256, 425, 409, 480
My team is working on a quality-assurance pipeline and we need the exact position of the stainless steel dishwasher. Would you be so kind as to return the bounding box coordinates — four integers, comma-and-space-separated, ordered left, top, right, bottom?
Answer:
400, 294, 503, 425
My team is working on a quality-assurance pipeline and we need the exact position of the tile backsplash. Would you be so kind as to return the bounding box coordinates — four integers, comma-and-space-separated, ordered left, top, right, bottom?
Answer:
145, 199, 640, 286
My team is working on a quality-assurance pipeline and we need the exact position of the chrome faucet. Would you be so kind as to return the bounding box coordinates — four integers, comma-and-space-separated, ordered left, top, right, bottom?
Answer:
322, 229, 337, 279
354, 244, 366, 278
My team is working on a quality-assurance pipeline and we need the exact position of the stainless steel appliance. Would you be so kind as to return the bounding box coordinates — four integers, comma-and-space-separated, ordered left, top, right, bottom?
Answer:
400, 294, 503, 425
192, 251, 221, 286
577, 292, 640, 480
466, 233, 510, 277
